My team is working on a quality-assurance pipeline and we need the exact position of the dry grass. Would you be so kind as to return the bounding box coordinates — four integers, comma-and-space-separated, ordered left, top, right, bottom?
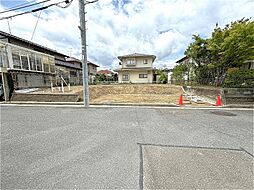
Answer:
36, 84, 183, 104
34, 84, 213, 106
88, 84, 182, 104
91, 94, 180, 104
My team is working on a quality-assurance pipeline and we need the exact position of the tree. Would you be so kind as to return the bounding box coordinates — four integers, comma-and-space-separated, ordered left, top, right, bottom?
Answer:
155, 70, 168, 84
183, 18, 254, 86
185, 35, 211, 67
95, 73, 106, 82
172, 64, 188, 83
221, 18, 254, 68
112, 73, 118, 81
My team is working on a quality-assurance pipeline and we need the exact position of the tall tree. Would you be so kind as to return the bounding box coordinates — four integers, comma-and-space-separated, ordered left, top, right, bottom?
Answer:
182, 18, 254, 86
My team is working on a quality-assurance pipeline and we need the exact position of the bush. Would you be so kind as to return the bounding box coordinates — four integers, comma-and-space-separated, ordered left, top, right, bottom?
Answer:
223, 69, 254, 88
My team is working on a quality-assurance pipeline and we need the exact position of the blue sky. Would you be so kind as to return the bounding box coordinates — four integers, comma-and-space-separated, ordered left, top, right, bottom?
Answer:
1, 0, 46, 12
0, 0, 253, 69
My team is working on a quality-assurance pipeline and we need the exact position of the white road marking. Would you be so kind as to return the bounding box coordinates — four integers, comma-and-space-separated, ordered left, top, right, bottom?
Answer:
0, 103, 253, 111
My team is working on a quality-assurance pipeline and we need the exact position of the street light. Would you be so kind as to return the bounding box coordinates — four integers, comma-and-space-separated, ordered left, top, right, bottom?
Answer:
78, 0, 98, 107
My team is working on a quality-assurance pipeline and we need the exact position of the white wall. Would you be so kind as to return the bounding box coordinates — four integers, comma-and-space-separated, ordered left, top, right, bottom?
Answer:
118, 70, 153, 83
121, 57, 153, 68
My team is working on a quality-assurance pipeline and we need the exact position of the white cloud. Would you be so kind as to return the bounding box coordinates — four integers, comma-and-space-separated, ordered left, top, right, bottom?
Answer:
0, 0, 253, 69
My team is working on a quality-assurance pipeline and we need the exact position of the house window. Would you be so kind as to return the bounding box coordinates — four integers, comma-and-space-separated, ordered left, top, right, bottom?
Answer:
122, 74, 129, 81
12, 50, 21, 69
126, 59, 135, 65
36, 55, 43, 71
70, 70, 77, 77
139, 74, 148, 78
20, 51, 29, 70
43, 55, 50, 72
29, 53, 36, 71
0, 47, 8, 67
143, 59, 148, 64
49, 57, 55, 73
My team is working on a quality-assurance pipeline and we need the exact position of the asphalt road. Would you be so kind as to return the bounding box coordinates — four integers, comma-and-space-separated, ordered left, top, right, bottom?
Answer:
1, 106, 253, 189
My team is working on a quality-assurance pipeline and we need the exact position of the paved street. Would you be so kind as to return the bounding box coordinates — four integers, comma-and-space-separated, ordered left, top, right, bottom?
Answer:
1, 105, 253, 189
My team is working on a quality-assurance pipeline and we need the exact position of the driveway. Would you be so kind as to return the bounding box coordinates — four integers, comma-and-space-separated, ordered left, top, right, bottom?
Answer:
1, 106, 253, 189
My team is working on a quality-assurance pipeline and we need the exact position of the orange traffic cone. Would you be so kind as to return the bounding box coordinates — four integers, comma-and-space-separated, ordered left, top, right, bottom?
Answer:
179, 94, 183, 106
216, 95, 222, 106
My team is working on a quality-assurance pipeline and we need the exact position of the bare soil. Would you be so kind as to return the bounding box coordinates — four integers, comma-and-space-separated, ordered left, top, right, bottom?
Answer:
35, 84, 182, 104
34, 84, 213, 106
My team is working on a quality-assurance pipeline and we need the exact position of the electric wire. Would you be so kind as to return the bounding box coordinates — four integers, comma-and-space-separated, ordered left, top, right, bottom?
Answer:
0, 0, 51, 14
0, 0, 72, 21
31, 3, 45, 41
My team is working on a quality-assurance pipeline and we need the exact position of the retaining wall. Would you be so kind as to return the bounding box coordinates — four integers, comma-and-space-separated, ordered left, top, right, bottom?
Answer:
11, 93, 79, 102
223, 88, 254, 104
183, 86, 254, 105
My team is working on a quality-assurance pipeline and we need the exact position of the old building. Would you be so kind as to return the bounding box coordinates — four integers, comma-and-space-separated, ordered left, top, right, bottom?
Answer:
0, 31, 99, 100
87, 61, 99, 83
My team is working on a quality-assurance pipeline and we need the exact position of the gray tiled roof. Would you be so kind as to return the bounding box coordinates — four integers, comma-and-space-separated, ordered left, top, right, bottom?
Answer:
114, 67, 156, 72
118, 53, 156, 61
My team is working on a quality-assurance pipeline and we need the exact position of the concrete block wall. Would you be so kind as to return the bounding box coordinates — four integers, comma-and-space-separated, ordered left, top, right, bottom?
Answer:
11, 93, 79, 102
11, 72, 53, 89
223, 88, 254, 104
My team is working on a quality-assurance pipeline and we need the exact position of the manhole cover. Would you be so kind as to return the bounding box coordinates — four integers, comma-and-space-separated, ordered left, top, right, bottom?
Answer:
211, 111, 237, 116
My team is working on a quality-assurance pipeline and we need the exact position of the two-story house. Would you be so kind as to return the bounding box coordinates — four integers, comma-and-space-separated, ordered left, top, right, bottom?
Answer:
115, 53, 156, 83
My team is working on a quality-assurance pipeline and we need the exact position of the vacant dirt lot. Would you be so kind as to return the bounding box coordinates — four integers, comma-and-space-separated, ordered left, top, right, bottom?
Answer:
89, 84, 182, 104
84, 84, 182, 104
36, 84, 183, 104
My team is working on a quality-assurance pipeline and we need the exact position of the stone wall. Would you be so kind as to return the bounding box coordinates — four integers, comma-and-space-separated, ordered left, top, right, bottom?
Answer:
11, 93, 79, 102
223, 88, 254, 105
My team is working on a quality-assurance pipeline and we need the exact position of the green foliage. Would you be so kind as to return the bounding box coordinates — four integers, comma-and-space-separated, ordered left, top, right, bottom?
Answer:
172, 64, 188, 82
155, 70, 168, 83
223, 69, 254, 88
221, 18, 254, 68
182, 18, 254, 87
112, 73, 118, 81
95, 73, 106, 81
185, 35, 211, 67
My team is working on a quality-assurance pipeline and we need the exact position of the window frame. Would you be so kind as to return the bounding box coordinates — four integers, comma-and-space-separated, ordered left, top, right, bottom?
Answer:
122, 74, 129, 81
20, 51, 29, 70
12, 49, 22, 69
139, 74, 148, 78
126, 59, 135, 65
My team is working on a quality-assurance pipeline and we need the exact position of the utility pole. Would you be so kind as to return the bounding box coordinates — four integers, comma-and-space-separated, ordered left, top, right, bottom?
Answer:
79, 0, 98, 107
79, 0, 89, 107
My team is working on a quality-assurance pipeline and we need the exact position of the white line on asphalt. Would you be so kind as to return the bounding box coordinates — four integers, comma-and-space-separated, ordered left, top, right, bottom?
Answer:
0, 103, 253, 111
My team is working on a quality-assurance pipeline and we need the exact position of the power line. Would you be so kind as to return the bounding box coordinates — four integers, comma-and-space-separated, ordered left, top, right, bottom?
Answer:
0, 0, 38, 13
31, 0, 74, 42
31, 3, 45, 41
0, 0, 52, 14
0, 0, 72, 21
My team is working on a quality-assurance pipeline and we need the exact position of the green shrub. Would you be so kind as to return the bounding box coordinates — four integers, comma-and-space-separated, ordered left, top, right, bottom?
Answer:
223, 69, 254, 88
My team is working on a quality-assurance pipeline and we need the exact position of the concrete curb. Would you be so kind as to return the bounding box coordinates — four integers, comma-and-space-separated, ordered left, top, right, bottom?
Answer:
223, 104, 254, 109
1, 101, 253, 109
1, 101, 179, 107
